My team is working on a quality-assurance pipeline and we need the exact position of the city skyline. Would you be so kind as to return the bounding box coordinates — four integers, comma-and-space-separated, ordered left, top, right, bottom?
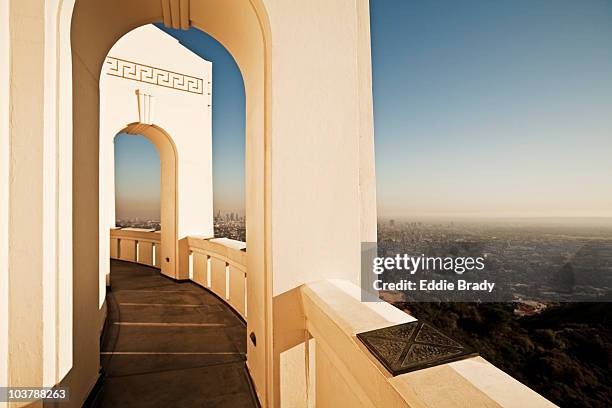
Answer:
114, 0, 612, 221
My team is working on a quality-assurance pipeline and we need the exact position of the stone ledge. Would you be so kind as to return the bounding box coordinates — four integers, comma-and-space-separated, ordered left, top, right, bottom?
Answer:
301, 279, 557, 408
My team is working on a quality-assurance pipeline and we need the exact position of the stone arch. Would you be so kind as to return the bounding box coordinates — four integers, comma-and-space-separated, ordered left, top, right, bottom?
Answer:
117, 123, 179, 279
58, 0, 272, 405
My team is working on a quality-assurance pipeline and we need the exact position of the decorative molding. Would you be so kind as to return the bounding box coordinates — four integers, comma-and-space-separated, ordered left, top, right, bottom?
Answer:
105, 56, 204, 95
161, 0, 190, 30
135, 90, 155, 125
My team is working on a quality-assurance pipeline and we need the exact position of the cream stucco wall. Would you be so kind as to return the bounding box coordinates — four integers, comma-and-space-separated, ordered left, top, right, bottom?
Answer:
99, 24, 213, 292
0, 0, 10, 403
266, 1, 376, 405
268, 0, 374, 295
4, 2, 77, 405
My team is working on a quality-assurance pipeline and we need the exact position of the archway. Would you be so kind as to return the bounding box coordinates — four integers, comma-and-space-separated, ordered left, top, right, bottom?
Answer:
62, 1, 272, 405
117, 123, 179, 278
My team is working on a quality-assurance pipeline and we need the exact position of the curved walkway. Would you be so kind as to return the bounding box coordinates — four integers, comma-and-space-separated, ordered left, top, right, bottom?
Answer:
92, 260, 258, 408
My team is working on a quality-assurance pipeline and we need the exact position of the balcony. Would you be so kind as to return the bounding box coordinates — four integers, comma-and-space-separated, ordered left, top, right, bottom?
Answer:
104, 229, 555, 407
109, 228, 247, 320
91, 230, 253, 406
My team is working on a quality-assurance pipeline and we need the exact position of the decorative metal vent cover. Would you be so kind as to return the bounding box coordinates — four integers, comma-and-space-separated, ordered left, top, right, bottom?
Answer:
356, 321, 477, 376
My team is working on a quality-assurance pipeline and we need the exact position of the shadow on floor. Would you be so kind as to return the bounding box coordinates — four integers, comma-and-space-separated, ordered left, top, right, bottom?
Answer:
90, 260, 258, 408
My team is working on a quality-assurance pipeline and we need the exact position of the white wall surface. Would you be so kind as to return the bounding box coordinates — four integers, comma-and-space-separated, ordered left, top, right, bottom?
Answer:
7, 0, 47, 392
267, 0, 367, 294
0, 0, 10, 401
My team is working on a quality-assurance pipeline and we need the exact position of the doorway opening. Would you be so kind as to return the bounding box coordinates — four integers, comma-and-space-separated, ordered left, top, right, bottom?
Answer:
109, 124, 178, 279
114, 133, 161, 232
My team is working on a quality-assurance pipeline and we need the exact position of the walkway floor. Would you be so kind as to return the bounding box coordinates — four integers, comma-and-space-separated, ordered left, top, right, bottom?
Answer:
92, 260, 258, 408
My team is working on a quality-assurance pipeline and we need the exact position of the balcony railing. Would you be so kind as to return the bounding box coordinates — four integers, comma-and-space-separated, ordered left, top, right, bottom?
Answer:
109, 228, 247, 320
301, 280, 556, 407
110, 227, 161, 266
187, 235, 247, 320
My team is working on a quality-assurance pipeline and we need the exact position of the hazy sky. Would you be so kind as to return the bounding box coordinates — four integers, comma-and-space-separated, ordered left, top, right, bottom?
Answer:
371, 0, 612, 218
115, 134, 160, 220
114, 0, 612, 220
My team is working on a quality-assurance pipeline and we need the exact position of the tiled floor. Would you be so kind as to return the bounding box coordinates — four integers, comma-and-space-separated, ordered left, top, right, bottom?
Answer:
91, 260, 257, 408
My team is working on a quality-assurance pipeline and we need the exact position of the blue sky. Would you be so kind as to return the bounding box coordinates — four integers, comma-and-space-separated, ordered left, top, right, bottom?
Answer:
115, 0, 612, 220
370, 0, 612, 217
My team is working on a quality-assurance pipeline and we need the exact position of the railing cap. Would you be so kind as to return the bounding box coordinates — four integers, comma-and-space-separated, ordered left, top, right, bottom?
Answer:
120, 227, 156, 232
301, 279, 557, 408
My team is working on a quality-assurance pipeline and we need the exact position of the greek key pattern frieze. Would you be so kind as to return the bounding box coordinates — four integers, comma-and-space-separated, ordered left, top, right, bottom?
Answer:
105, 56, 204, 95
